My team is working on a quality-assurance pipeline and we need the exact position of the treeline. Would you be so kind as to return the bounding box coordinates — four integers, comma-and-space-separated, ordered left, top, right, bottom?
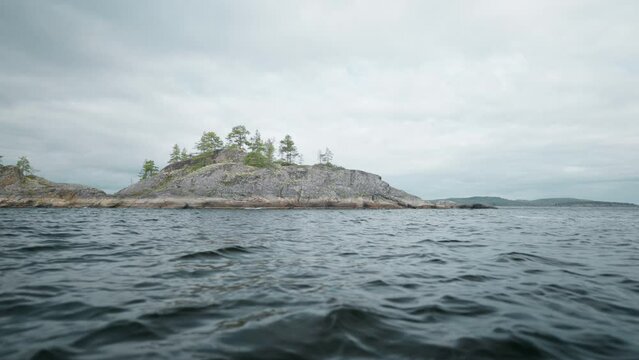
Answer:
139, 125, 334, 180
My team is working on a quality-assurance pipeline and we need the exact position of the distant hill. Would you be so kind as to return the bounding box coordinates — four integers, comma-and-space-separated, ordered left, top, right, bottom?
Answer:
438, 196, 638, 207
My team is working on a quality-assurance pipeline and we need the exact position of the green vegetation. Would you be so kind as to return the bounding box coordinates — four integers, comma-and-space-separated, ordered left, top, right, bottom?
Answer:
196, 131, 223, 155
265, 139, 276, 164
226, 125, 251, 150
279, 135, 299, 165
186, 153, 214, 173
244, 129, 275, 168
169, 144, 181, 163
138, 125, 331, 177
16, 156, 34, 176
139, 159, 159, 180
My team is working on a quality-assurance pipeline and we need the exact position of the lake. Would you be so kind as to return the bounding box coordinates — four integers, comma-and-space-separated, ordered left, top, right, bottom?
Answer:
1, 207, 638, 359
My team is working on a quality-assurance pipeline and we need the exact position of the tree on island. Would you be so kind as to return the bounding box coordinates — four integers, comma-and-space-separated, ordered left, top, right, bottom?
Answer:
244, 130, 271, 167
265, 139, 276, 164
169, 144, 182, 163
196, 131, 223, 155
248, 130, 264, 152
0, 155, 3, 165
139, 159, 159, 180
16, 156, 34, 176
317, 147, 334, 165
226, 125, 251, 150
180, 147, 189, 161
279, 135, 299, 164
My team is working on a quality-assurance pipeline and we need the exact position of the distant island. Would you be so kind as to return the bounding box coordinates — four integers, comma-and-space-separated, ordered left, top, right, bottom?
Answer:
437, 196, 638, 207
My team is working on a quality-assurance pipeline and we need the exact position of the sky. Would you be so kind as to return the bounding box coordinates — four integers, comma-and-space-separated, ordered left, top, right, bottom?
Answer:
1, 0, 638, 202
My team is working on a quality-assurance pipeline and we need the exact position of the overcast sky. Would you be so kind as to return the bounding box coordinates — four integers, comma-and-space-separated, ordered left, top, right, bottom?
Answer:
1, 0, 638, 202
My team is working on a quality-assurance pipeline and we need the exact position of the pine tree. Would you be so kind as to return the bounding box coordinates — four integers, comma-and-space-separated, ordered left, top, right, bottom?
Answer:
226, 125, 251, 150
318, 147, 334, 165
180, 147, 189, 161
16, 156, 33, 175
169, 144, 181, 163
278, 135, 299, 164
265, 139, 275, 164
196, 131, 223, 154
249, 130, 264, 152
139, 159, 159, 180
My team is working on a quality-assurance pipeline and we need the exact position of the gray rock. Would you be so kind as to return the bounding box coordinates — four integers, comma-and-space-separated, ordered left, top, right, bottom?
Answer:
0, 165, 107, 199
115, 152, 434, 208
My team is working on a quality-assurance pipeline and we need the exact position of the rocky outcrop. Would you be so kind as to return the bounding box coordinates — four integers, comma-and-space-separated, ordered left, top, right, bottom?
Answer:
455, 203, 497, 209
0, 165, 107, 202
114, 151, 437, 208
0, 153, 457, 209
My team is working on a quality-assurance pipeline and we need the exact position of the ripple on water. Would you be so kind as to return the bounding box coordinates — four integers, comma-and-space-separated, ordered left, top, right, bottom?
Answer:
72, 320, 162, 348
0, 207, 638, 359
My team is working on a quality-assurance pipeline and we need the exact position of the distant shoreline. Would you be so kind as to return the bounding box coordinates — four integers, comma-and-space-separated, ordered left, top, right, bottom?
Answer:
435, 196, 637, 208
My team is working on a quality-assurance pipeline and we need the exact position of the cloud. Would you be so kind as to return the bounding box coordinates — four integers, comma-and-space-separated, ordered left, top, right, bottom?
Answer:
1, 0, 638, 201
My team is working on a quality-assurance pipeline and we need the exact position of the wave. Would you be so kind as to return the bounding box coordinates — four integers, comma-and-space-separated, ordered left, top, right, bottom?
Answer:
72, 320, 162, 348
209, 305, 554, 359
175, 245, 262, 260
495, 252, 585, 267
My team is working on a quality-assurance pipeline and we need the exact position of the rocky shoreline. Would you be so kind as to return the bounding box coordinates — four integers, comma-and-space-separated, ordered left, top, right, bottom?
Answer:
0, 196, 456, 209
1, 151, 464, 209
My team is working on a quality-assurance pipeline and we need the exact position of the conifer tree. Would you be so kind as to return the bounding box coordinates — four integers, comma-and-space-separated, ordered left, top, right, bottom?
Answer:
265, 139, 275, 164
249, 130, 264, 152
139, 159, 159, 180
196, 131, 223, 154
169, 144, 181, 163
226, 125, 250, 150
318, 147, 334, 165
16, 156, 33, 175
180, 147, 189, 161
278, 135, 299, 164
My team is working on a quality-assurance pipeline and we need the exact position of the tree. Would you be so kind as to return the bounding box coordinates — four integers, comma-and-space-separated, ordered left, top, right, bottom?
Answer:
180, 147, 189, 161
0, 155, 3, 165
279, 134, 299, 164
139, 159, 159, 180
248, 130, 264, 152
16, 156, 33, 175
318, 147, 334, 165
245, 130, 273, 168
264, 139, 276, 164
169, 144, 182, 163
226, 125, 250, 150
196, 131, 223, 154
244, 149, 269, 167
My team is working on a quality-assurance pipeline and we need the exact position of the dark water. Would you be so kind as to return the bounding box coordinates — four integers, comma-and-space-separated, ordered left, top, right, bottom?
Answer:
1, 208, 638, 360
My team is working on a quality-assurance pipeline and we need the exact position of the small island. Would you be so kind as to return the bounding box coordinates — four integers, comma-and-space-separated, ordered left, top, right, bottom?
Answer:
0, 126, 454, 209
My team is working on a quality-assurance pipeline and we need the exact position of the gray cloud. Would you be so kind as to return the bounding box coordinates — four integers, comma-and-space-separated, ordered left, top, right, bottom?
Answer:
1, 0, 638, 201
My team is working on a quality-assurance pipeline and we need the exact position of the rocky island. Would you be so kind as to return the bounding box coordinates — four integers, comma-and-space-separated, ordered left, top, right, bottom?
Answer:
0, 161, 442, 209
0, 148, 449, 209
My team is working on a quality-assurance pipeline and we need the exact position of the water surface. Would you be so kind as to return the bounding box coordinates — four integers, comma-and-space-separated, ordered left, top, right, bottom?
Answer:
1, 208, 638, 359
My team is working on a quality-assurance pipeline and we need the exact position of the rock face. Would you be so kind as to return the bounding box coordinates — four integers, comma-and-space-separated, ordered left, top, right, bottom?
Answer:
114, 151, 436, 209
0, 165, 107, 204
0, 151, 454, 209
